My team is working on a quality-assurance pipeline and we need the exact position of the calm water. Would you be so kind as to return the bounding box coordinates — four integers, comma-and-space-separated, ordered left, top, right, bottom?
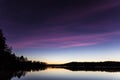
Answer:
11, 68, 120, 80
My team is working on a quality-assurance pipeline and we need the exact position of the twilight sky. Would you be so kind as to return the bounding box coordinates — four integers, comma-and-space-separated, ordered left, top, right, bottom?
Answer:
1, 0, 120, 64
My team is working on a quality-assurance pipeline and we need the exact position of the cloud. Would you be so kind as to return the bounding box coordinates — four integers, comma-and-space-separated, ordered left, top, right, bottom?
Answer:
4, 0, 120, 49
9, 30, 120, 49
46, 0, 120, 24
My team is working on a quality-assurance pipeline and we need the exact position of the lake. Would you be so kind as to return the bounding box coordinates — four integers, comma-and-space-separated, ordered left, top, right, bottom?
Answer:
11, 68, 120, 80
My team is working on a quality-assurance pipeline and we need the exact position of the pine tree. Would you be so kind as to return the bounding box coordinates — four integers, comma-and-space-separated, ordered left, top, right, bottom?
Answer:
0, 29, 7, 53
0, 29, 11, 53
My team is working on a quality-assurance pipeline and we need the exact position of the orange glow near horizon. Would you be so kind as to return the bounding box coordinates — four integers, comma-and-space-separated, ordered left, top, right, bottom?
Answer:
29, 58, 120, 64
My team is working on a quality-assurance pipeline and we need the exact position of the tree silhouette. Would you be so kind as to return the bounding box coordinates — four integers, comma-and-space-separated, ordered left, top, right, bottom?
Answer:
0, 29, 6, 53
0, 28, 47, 70
0, 29, 11, 53
0, 28, 48, 79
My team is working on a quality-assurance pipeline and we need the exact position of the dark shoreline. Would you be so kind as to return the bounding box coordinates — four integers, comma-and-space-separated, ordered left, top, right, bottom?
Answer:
1, 61, 120, 80
47, 61, 120, 72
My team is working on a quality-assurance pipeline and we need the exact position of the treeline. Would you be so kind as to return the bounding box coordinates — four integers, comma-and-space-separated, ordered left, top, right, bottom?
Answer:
48, 61, 120, 72
0, 29, 47, 70
63, 61, 120, 67
55, 61, 120, 72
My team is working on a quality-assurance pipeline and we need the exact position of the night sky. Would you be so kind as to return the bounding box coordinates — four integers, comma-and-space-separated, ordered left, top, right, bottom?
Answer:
1, 0, 120, 64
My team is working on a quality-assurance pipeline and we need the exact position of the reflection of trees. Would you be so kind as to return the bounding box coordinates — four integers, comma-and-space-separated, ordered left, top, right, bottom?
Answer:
0, 70, 26, 80
14, 71, 26, 79
60, 66, 120, 72
0, 66, 47, 80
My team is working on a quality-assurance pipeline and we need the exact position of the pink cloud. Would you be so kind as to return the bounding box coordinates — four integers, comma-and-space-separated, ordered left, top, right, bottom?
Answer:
59, 42, 99, 48
9, 30, 120, 49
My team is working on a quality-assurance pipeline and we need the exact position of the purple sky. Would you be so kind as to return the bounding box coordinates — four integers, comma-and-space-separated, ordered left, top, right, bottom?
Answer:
1, 0, 120, 63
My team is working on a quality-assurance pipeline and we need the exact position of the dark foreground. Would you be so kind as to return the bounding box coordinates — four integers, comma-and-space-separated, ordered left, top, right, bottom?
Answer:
1, 61, 120, 80
48, 61, 120, 72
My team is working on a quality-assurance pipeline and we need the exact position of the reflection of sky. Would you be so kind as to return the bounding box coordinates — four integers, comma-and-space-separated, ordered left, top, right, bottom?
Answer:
1, 0, 120, 63
12, 69, 120, 80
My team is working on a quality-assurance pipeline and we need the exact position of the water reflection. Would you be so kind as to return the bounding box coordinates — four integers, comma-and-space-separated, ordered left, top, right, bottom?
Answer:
0, 66, 47, 80
49, 65, 120, 72
12, 68, 120, 80
0, 70, 26, 80
1, 67, 120, 80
